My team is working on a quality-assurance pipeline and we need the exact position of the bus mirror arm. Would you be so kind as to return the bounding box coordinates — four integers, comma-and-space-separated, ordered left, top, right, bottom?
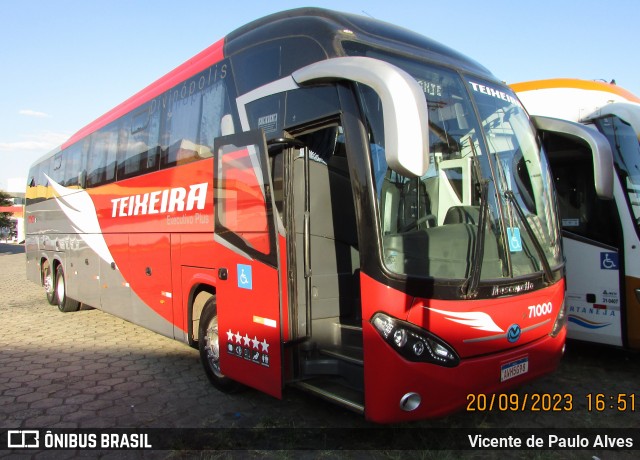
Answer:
292, 57, 430, 177
531, 115, 614, 200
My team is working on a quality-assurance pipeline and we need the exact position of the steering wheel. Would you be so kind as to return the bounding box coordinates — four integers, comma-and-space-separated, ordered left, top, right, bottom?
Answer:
400, 214, 437, 232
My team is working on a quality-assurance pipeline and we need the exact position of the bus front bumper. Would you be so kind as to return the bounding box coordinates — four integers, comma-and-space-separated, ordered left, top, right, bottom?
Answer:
362, 322, 566, 423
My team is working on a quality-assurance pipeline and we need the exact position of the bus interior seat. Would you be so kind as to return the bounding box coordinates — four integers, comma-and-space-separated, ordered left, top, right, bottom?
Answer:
443, 205, 479, 225
398, 178, 431, 231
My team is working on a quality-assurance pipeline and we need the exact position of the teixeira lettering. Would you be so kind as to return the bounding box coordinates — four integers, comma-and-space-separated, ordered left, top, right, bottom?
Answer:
111, 183, 208, 218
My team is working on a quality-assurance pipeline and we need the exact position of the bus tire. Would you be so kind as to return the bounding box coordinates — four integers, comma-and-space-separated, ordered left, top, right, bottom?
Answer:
198, 297, 238, 392
55, 265, 80, 313
42, 260, 57, 305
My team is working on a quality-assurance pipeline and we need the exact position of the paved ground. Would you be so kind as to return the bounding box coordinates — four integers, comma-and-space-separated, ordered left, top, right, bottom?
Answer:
0, 243, 638, 459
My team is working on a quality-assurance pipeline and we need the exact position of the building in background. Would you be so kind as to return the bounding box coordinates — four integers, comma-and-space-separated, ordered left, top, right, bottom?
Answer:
1, 177, 26, 243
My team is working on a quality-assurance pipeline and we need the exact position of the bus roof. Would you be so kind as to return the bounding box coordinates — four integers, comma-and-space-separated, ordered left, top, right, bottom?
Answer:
511, 78, 640, 104
512, 78, 640, 124
225, 7, 491, 76
60, 7, 493, 152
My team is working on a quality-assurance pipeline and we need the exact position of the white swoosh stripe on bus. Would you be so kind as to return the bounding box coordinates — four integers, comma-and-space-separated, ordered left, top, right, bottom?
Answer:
426, 307, 504, 333
46, 174, 115, 266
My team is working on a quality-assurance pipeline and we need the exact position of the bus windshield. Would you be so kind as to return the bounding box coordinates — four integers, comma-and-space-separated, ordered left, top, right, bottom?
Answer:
594, 115, 640, 231
353, 52, 562, 284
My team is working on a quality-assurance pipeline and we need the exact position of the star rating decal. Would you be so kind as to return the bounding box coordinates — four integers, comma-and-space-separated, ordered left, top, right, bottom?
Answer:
225, 329, 270, 367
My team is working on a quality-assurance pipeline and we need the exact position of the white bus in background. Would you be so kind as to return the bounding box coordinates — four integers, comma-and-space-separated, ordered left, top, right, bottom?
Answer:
512, 78, 640, 350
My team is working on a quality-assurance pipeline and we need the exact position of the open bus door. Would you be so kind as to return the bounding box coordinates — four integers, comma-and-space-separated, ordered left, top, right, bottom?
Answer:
213, 130, 283, 398
531, 115, 623, 346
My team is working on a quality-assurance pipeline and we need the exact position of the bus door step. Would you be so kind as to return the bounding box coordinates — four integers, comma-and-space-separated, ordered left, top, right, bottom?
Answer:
294, 378, 364, 414
331, 320, 363, 349
301, 345, 364, 391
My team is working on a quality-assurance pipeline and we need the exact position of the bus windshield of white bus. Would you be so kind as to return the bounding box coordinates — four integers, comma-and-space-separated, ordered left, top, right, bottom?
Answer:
594, 115, 640, 229
351, 50, 562, 284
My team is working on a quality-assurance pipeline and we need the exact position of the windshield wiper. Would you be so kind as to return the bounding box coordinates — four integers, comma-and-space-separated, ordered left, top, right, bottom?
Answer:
503, 190, 553, 284
461, 179, 489, 299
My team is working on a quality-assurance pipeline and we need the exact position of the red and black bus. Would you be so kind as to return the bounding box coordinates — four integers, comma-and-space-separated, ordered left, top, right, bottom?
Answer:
26, 8, 599, 422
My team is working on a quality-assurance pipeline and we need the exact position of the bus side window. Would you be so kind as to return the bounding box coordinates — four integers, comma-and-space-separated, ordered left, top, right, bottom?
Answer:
118, 104, 160, 180
86, 123, 118, 188
160, 78, 227, 168
62, 144, 85, 188
48, 152, 64, 187
26, 163, 41, 204
162, 90, 203, 168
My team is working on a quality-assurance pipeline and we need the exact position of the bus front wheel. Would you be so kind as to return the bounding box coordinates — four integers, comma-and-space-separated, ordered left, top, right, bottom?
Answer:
55, 265, 80, 313
198, 297, 238, 392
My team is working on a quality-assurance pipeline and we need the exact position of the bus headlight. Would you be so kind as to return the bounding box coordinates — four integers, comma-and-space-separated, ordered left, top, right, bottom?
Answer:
371, 312, 460, 367
550, 300, 567, 338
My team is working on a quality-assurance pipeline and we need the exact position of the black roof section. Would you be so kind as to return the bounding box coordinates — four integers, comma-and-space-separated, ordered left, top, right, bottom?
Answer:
225, 7, 494, 78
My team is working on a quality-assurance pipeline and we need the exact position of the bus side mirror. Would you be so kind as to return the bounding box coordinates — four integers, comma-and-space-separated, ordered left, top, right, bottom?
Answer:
531, 115, 614, 199
293, 57, 430, 177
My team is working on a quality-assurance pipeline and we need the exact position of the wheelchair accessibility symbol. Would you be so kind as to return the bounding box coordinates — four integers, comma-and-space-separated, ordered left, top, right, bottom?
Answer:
600, 252, 619, 270
237, 264, 253, 290
507, 227, 522, 253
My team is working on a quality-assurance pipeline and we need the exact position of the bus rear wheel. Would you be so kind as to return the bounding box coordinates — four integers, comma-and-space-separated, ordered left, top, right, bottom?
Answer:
198, 296, 238, 392
42, 260, 57, 305
55, 265, 80, 313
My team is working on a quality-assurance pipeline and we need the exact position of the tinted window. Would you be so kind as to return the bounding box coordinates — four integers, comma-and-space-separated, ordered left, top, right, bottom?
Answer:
595, 116, 640, 232
118, 103, 161, 179
160, 71, 230, 168
63, 143, 85, 187
232, 37, 325, 95
86, 123, 118, 187
51, 152, 64, 185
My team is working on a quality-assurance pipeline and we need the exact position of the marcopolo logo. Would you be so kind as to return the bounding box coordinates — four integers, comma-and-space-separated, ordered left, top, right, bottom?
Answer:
506, 324, 521, 343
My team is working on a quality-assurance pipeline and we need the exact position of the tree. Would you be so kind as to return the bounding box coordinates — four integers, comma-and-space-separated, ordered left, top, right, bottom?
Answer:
0, 191, 14, 237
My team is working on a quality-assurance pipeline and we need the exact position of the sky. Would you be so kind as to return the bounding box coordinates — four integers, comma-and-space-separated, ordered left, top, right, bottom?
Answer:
1, 0, 638, 192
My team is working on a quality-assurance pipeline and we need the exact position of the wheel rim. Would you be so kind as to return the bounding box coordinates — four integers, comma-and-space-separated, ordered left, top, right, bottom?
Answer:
204, 315, 223, 378
43, 266, 53, 294
56, 272, 65, 304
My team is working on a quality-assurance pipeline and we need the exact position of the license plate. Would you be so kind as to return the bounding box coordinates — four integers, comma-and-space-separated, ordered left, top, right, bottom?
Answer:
500, 357, 528, 382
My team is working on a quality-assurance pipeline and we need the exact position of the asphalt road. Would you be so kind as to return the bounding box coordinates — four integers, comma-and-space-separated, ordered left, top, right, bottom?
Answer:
0, 243, 638, 459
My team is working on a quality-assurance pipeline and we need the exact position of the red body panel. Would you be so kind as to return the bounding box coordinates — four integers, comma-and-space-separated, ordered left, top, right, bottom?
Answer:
91, 160, 215, 331
215, 244, 283, 398
407, 282, 564, 358
128, 232, 173, 323
89, 159, 214, 234
360, 272, 566, 422
363, 322, 565, 422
